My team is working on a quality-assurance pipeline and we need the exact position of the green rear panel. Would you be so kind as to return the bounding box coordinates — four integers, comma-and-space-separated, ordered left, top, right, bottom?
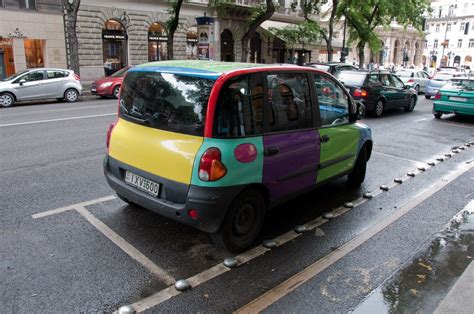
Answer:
317, 125, 360, 183
191, 137, 264, 187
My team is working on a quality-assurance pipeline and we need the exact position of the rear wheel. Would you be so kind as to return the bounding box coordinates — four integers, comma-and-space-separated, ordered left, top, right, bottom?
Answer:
434, 112, 442, 119
414, 85, 420, 94
211, 188, 265, 252
0, 93, 15, 108
404, 96, 416, 112
425, 95, 431, 99
347, 147, 367, 188
371, 99, 384, 117
113, 85, 121, 99
64, 88, 79, 102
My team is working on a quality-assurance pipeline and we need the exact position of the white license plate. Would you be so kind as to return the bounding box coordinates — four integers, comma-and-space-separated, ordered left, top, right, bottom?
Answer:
91, 88, 97, 92
125, 171, 160, 197
449, 96, 467, 102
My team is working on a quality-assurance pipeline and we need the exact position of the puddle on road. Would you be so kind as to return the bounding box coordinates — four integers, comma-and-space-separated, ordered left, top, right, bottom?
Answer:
353, 200, 474, 314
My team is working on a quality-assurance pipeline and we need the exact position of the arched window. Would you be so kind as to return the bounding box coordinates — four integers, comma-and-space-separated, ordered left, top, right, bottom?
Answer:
102, 19, 127, 76
221, 29, 234, 62
186, 28, 198, 59
148, 22, 168, 61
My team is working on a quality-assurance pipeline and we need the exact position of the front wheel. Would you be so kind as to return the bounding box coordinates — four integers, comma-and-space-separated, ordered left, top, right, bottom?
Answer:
64, 88, 79, 102
347, 147, 367, 188
434, 112, 442, 119
404, 96, 416, 112
211, 188, 265, 252
425, 95, 431, 99
113, 85, 121, 99
0, 93, 15, 108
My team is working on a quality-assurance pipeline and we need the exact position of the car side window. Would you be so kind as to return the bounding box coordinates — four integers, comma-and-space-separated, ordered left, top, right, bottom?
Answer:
378, 74, 391, 87
415, 72, 421, 78
422, 72, 430, 79
46, 71, 67, 79
18, 71, 44, 82
267, 72, 312, 132
390, 75, 405, 88
313, 73, 349, 127
214, 74, 263, 137
367, 74, 379, 86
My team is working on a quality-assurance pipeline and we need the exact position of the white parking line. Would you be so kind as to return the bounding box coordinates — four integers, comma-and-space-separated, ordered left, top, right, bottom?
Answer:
414, 118, 428, 122
32, 195, 116, 219
236, 162, 473, 313
372, 151, 422, 164
0, 113, 116, 127
75, 206, 176, 285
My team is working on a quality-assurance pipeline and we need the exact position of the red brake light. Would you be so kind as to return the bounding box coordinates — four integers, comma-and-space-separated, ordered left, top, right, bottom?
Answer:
106, 121, 116, 149
198, 147, 227, 181
434, 92, 441, 99
354, 88, 368, 98
407, 79, 415, 83
74, 74, 80, 81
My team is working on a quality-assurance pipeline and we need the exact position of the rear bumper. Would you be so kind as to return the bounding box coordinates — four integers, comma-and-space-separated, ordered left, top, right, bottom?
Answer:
103, 155, 242, 233
425, 86, 440, 97
433, 101, 474, 116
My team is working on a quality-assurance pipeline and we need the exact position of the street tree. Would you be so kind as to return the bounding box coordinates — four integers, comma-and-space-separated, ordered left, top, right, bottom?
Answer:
211, 0, 276, 62
166, 0, 184, 60
63, 0, 81, 75
340, 0, 430, 67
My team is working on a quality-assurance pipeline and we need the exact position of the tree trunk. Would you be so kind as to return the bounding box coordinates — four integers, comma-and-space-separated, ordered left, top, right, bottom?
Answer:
167, 0, 184, 60
240, 0, 275, 62
63, 0, 81, 75
326, 0, 338, 62
358, 41, 365, 68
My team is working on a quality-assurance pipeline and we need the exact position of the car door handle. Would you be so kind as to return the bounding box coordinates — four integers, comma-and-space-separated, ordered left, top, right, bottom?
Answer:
264, 147, 279, 156
320, 135, 330, 143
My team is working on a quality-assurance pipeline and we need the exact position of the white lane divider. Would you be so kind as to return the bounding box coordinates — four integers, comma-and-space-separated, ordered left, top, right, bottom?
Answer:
236, 161, 474, 313
0, 113, 116, 127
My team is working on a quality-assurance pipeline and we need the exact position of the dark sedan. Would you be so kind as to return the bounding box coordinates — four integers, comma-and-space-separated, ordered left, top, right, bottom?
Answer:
338, 70, 417, 117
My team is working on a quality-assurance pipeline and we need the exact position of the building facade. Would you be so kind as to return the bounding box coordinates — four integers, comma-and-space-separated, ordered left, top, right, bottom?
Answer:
0, 0, 67, 79
73, 0, 325, 85
423, 0, 474, 69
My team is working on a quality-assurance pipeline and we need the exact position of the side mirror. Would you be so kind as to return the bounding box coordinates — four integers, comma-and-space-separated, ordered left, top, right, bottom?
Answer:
19, 79, 26, 86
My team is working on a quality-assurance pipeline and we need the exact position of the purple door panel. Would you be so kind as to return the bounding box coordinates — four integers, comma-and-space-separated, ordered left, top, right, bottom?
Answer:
263, 130, 320, 201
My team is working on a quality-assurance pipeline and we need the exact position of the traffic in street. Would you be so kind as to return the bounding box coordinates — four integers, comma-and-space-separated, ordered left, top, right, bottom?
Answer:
1, 95, 473, 312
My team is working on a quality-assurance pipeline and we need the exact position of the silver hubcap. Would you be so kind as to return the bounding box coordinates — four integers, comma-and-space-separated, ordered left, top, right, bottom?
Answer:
376, 102, 383, 116
114, 87, 120, 97
66, 90, 77, 102
0, 95, 13, 106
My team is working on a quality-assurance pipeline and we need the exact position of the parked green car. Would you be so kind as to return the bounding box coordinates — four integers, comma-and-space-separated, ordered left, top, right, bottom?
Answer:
433, 78, 474, 119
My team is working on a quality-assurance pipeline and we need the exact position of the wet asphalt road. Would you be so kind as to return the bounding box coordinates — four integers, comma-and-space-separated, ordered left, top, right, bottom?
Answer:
1, 96, 473, 312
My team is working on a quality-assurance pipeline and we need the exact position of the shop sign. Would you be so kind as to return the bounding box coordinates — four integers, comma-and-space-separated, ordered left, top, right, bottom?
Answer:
0, 37, 13, 46
148, 35, 168, 42
102, 30, 126, 40
187, 38, 198, 44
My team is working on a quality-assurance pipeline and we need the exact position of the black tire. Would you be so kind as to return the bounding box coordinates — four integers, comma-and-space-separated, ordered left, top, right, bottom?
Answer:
404, 96, 416, 112
0, 92, 15, 108
414, 85, 420, 94
113, 85, 121, 99
434, 112, 442, 119
64, 88, 79, 102
211, 188, 265, 252
347, 147, 367, 188
425, 95, 431, 99
370, 99, 384, 117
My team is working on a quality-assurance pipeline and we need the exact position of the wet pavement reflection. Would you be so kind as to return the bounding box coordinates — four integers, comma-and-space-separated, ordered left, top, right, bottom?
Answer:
353, 200, 474, 314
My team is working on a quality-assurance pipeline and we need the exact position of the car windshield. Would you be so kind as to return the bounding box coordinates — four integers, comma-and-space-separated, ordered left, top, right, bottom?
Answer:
396, 71, 413, 77
3, 70, 29, 81
119, 71, 215, 136
337, 72, 366, 85
110, 67, 130, 77
443, 80, 474, 91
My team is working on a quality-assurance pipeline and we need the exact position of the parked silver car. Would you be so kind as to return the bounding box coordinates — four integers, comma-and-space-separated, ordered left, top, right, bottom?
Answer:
0, 68, 82, 107
424, 72, 466, 99
395, 69, 430, 94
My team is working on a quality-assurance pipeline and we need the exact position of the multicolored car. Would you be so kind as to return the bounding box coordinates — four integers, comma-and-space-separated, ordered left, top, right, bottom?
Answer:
433, 78, 474, 118
104, 61, 373, 252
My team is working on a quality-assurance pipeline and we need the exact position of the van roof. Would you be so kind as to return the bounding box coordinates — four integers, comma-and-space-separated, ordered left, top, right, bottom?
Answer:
131, 60, 297, 79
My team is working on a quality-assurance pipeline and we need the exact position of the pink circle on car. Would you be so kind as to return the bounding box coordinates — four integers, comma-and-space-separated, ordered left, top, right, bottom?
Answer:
234, 143, 257, 163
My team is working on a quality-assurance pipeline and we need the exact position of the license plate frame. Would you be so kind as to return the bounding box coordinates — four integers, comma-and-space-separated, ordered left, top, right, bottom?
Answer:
449, 96, 467, 102
124, 171, 160, 197
91, 88, 97, 93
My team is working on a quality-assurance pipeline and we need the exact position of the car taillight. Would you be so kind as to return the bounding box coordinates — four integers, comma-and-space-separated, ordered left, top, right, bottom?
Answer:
354, 88, 368, 98
434, 92, 441, 99
198, 147, 227, 181
106, 121, 116, 149
74, 74, 80, 81
407, 79, 415, 83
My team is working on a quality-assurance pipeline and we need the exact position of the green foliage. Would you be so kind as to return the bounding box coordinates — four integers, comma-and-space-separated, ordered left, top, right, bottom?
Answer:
269, 21, 321, 48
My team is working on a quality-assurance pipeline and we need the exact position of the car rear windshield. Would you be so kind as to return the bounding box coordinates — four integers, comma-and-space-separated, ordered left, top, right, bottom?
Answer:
444, 80, 474, 91
337, 72, 366, 86
119, 71, 215, 136
433, 73, 455, 81
396, 71, 413, 77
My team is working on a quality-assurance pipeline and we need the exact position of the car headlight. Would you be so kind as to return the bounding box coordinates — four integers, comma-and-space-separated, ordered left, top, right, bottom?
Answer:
100, 82, 113, 88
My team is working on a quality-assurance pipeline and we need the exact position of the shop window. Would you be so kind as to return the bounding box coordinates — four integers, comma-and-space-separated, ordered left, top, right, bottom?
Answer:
148, 22, 168, 61
24, 39, 44, 68
103, 19, 127, 76
186, 28, 198, 59
20, 0, 36, 10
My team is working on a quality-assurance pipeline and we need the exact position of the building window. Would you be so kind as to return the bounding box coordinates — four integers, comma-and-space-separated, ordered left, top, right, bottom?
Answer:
186, 28, 198, 59
447, 24, 451, 31
102, 19, 127, 76
435, 24, 440, 32
458, 39, 463, 48
469, 39, 474, 48
424, 40, 428, 48
433, 40, 438, 48
460, 23, 465, 31
148, 22, 168, 62
20, 0, 36, 10
24, 39, 44, 68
